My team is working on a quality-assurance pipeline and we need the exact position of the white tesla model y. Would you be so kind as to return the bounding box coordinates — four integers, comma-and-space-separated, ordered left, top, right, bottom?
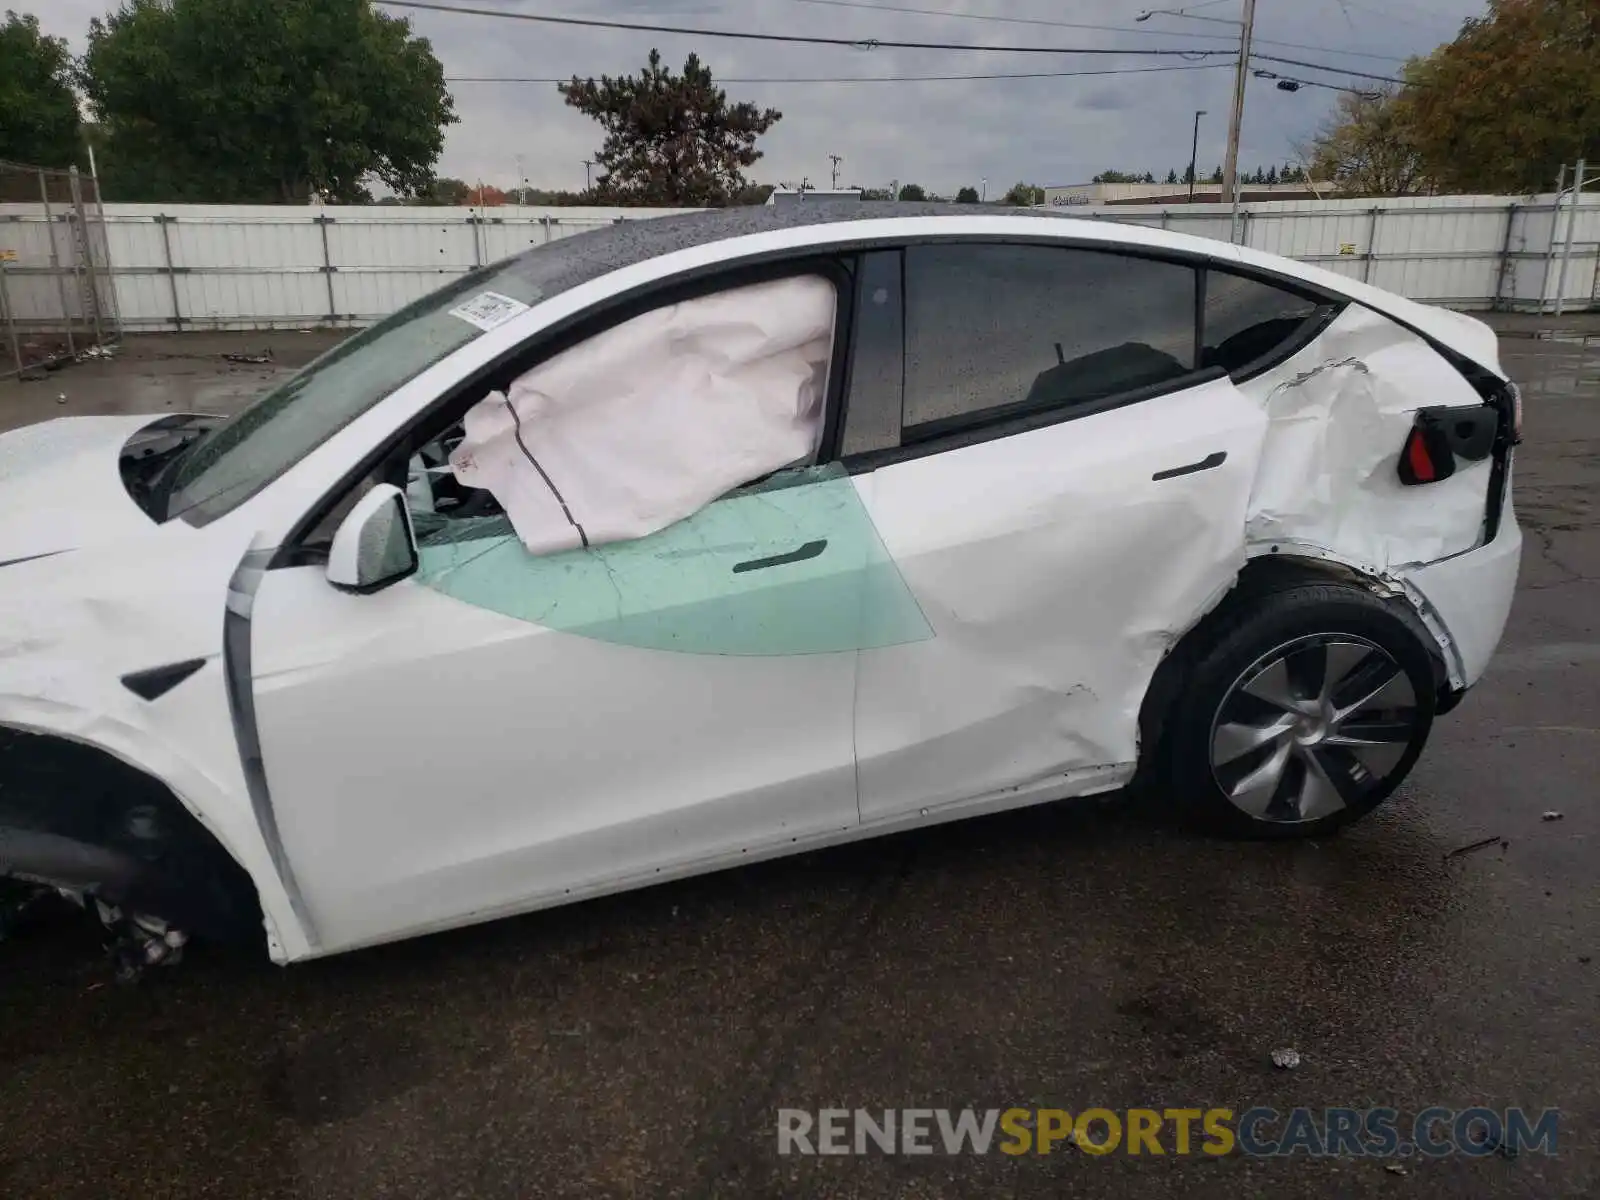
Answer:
0, 207, 1521, 964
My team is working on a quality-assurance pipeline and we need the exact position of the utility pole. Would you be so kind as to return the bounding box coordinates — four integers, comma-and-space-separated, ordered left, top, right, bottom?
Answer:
1189, 109, 1207, 203
582, 159, 595, 191
829, 154, 842, 189
981, 177, 987, 202
1223, 0, 1258, 242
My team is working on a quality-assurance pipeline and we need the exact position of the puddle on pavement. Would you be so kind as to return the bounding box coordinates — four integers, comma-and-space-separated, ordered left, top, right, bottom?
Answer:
1502, 332, 1600, 400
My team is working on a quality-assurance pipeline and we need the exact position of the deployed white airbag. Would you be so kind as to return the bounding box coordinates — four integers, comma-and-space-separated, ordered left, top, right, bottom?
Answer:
450, 275, 835, 554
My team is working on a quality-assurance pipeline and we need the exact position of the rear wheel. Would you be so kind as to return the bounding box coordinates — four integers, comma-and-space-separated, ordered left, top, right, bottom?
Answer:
1165, 581, 1438, 837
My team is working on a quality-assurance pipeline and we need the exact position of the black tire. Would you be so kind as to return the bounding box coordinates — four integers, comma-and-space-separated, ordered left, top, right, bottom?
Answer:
1163, 580, 1439, 838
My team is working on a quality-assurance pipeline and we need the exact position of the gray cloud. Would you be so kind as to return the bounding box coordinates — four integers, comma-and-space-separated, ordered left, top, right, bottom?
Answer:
32, 0, 1484, 193
1079, 85, 1133, 112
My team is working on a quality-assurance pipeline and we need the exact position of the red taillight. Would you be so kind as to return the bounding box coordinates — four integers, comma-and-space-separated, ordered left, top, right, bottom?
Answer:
1402, 426, 1439, 483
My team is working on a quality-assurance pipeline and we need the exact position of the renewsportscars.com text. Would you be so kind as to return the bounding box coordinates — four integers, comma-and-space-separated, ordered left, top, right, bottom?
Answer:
777, 1106, 1559, 1158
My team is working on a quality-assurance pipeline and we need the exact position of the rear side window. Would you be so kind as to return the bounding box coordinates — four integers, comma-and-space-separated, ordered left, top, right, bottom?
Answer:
903, 244, 1199, 436
1202, 271, 1323, 377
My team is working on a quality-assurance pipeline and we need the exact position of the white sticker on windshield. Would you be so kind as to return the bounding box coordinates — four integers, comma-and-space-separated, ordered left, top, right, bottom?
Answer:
448, 291, 530, 332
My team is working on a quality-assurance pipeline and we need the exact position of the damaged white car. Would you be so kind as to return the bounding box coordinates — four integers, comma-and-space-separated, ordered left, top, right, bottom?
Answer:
0, 208, 1522, 966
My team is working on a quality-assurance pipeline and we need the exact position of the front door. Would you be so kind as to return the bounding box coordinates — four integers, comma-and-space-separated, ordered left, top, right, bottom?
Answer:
247, 462, 929, 953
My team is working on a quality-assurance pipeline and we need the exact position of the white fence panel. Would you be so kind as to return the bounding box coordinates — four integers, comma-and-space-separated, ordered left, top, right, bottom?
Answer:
1079, 193, 1599, 312
5, 197, 1598, 337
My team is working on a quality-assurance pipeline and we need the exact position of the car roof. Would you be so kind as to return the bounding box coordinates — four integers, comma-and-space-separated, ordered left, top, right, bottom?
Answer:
499, 202, 1231, 313
501, 204, 1501, 374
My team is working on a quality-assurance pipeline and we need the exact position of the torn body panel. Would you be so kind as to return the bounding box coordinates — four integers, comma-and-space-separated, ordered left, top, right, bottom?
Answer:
1237, 304, 1494, 574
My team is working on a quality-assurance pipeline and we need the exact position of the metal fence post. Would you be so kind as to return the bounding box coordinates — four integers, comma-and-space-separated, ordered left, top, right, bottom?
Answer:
541, 215, 552, 244
1493, 202, 1517, 311
470, 211, 483, 267
0, 261, 22, 373
1539, 165, 1566, 314
38, 169, 76, 356
316, 214, 337, 323
1361, 206, 1381, 284
67, 165, 105, 346
156, 213, 183, 330
1554, 157, 1585, 318
87, 155, 122, 341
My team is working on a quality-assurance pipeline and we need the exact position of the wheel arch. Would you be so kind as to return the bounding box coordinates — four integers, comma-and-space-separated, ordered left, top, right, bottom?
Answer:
0, 723, 265, 948
1135, 551, 1456, 787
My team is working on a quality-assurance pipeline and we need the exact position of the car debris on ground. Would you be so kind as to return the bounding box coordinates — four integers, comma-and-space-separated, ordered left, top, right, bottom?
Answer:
1270, 1047, 1301, 1069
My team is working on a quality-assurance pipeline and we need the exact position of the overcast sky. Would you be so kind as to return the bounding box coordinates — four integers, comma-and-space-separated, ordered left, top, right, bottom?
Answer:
33, 0, 1485, 195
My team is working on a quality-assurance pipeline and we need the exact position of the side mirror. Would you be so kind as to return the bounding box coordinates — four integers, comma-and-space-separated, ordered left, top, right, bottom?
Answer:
327, 483, 418, 594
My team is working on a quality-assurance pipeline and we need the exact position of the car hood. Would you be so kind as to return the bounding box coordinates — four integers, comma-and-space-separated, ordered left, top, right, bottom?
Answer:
0, 415, 169, 564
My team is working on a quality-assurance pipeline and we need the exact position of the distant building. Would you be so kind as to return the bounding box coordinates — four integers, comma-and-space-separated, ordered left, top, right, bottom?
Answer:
765, 187, 864, 206
1042, 181, 1331, 207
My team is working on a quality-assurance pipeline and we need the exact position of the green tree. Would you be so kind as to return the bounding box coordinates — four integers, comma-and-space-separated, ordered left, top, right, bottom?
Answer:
1165, 169, 1179, 185
732, 182, 775, 205
896, 182, 928, 201
561, 50, 780, 206
421, 177, 470, 204
954, 185, 980, 203
1305, 88, 1427, 195
82, 0, 455, 202
0, 11, 81, 167
1000, 181, 1043, 206
1404, 0, 1598, 193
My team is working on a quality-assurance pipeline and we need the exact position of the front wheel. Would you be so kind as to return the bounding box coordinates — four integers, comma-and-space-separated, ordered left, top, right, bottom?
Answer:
1165, 581, 1439, 837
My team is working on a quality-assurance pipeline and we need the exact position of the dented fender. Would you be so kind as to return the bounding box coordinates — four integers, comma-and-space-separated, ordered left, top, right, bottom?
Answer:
0, 531, 310, 962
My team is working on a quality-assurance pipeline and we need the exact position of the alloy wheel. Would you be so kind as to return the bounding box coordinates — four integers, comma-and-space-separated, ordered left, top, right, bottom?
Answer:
1209, 633, 1423, 824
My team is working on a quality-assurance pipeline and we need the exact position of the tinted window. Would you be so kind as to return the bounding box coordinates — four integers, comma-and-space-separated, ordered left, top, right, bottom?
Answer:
840, 250, 904, 457
903, 244, 1198, 434
1202, 271, 1322, 376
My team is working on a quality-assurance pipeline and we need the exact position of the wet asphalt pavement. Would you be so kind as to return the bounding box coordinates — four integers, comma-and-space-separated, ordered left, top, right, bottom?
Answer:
1, 321, 1597, 1199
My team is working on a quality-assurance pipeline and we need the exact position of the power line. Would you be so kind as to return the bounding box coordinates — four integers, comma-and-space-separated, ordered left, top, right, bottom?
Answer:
1250, 68, 1378, 96
446, 63, 1234, 85
779, 0, 1410, 62
1249, 51, 1403, 84
388, 1, 1416, 89
1343, 0, 1461, 30
377, 0, 1231, 57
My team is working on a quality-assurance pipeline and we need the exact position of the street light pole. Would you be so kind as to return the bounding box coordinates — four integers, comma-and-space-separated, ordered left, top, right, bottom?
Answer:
1222, 0, 1258, 242
1189, 109, 1206, 203
582, 159, 594, 191
1139, 4, 1253, 232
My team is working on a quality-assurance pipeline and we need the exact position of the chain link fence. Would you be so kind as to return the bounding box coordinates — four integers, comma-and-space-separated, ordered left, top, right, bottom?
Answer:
0, 159, 121, 378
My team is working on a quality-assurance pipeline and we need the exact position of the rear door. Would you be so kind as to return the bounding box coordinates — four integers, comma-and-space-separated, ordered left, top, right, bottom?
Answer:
845, 242, 1272, 823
